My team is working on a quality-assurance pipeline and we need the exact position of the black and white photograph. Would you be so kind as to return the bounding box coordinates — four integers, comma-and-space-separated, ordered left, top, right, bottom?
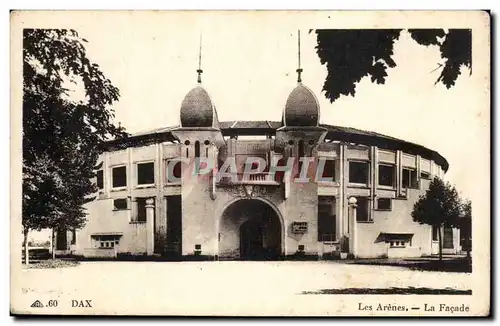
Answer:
10, 10, 490, 316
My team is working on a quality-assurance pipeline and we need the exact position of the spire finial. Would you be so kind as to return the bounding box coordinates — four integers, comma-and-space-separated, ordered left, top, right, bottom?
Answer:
296, 30, 303, 83
197, 33, 203, 84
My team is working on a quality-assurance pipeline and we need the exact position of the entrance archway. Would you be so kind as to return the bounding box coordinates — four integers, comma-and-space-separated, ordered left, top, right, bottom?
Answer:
219, 199, 282, 260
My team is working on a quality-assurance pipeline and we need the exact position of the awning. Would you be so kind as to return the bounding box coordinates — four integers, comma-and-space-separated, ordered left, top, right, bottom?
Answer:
376, 232, 414, 243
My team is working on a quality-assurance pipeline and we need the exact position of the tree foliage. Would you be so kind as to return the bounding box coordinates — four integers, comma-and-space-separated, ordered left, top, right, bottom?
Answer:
315, 29, 472, 102
23, 29, 127, 235
411, 177, 469, 260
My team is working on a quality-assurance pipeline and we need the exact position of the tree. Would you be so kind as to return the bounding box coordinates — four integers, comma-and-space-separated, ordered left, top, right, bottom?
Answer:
314, 29, 472, 102
411, 177, 462, 261
23, 29, 127, 264
457, 199, 472, 259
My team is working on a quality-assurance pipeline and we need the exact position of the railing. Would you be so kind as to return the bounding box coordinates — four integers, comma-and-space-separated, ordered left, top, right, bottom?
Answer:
218, 173, 279, 185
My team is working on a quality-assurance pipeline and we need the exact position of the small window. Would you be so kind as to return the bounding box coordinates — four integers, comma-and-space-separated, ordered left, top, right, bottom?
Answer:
96, 170, 104, 189
355, 197, 371, 222
137, 162, 155, 185
378, 164, 395, 187
349, 161, 369, 184
320, 158, 336, 180
402, 168, 419, 189
376, 198, 392, 211
421, 171, 431, 179
113, 198, 128, 211
390, 241, 406, 248
135, 198, 154, 223
112, 166, 127, 188
93, 235, 121, 249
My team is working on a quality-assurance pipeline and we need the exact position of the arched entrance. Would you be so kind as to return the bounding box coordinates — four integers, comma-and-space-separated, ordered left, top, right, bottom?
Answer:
219, 199, 282, 260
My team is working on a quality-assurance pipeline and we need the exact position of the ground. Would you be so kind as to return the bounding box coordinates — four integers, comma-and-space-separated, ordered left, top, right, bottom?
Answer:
16, 261, 473, 316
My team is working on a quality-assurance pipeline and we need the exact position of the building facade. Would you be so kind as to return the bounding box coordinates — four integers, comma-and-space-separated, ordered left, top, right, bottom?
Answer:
60, 76, 460, 260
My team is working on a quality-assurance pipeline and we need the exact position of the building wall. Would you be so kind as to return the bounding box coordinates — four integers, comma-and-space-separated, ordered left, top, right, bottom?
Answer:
74, 133, 457, 259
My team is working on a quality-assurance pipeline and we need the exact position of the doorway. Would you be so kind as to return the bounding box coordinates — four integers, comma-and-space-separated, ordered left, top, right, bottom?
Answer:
219, 199, 282, 260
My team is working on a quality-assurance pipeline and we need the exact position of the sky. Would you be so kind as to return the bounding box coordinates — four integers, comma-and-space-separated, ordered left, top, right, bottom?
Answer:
54, 12, 488, 202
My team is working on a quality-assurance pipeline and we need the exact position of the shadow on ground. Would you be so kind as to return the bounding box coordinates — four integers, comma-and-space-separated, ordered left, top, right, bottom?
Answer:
345, 256, 471, 273
301, 287, 472, 295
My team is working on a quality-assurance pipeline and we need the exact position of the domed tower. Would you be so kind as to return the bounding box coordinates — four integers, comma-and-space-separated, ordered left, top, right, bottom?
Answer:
170, 36, 225, 257
276, 31, 328, 258
277, 30, 327, 159
179, 41, 220, 129
282, 34, 320, 128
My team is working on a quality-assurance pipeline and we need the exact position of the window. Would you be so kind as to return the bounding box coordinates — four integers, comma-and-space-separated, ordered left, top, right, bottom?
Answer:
378, 164, 395, 187
320, 158, 336, 181
135, 198, 154, 223
166, 160, 182, 182
376, 198, 392, 211
92, 235, 121, 249
112, 166, 127, 188
298, 140, 305, 175
432, 225, 438, 241
355, 197, 371, 222
113, 198, 128, 211
390, 241, 406, 248
421, 171, 431, 179
96, 170, 104, 189
318, 196, 336, 241
137, 162, 154, 185
349, 161, 369, 184
402, 168, 418, 189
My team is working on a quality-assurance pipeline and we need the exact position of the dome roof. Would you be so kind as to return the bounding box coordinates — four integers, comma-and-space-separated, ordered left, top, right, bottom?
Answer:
180, 86, 217, 127
283, 83, 320, 127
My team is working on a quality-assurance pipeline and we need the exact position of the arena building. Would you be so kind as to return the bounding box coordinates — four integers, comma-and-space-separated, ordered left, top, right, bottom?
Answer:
56, 45, 461, 260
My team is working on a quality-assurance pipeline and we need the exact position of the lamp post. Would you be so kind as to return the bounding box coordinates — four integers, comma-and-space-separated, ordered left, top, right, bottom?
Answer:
348, 197, 358, 259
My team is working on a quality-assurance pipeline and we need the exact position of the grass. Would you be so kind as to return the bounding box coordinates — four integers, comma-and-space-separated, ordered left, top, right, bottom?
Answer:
23, 259, 80, 269
301, 287, 472, 295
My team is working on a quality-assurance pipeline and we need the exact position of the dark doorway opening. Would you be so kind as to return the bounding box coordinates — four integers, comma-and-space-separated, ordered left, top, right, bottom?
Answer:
166, 195, 182, 255
56, 229, 67, 250
220, 199, 282, 261
240, 220, 265, 260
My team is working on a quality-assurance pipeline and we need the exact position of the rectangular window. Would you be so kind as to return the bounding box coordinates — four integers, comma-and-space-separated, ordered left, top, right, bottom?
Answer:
378, 164, 395, 187
137, 162, 155, 185
349, 161, 369, 184
113, 198, 128, 211
92, 235, 121, 249
402, 168, 418, 189
317, 196, 336, 241
96, 170, 104, 189
355, 197, 371, 222
390, 241, 406, 248
135, 197, 154, 223
112, 166, 127, 188
421, 171, 431, 179
320, 158, 336, 180
376, 198, 392, 211
432, 225, 438, 241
